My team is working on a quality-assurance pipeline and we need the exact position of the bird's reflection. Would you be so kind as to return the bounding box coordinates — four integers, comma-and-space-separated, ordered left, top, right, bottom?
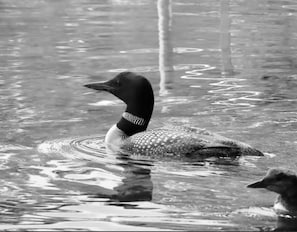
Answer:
111, 159, 153, 202
92, 156, 153, 202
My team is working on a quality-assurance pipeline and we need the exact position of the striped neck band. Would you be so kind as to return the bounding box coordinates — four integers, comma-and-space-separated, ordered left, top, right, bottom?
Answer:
122, 112, 146, 126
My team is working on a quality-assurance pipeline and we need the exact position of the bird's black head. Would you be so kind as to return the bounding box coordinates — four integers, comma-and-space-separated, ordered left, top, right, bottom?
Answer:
84, 72, 154, 136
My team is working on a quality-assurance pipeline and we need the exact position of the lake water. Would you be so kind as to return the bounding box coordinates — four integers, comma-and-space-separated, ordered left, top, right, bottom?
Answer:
1, 0, 297, 231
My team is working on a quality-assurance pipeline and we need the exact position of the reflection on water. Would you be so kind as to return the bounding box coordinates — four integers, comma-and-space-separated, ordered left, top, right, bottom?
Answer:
219, 0, 234, 75
158, 0, 174, 96
0, 0, 297, 231
39, 136, 153, 202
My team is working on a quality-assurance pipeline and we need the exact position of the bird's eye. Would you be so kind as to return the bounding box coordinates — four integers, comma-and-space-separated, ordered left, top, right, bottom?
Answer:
275, 173, 285, 181
115, 78, 121, 87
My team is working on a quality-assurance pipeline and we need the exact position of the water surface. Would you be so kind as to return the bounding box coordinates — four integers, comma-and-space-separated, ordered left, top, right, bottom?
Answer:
0, 0, 297, 231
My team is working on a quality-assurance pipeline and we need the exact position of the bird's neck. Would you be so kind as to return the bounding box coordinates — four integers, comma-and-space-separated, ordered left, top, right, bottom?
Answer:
280, 188, 297, 205
105, 110, 149, 153
116, 100, 153, 136
105, 124, 128, 153
275, 188, 297, 216
275, 194, 297, 216
117, 111, 149, 136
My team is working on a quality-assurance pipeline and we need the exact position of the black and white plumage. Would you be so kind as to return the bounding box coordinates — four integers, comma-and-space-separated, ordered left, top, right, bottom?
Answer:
84, 71, 263, 157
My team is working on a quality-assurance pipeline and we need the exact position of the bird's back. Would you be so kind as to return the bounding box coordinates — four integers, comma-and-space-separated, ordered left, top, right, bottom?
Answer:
122, 125, 263, 157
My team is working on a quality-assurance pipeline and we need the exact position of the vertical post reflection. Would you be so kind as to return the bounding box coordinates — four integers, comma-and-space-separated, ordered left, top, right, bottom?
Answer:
158, 0, 174, 96
220, 0, 234, 75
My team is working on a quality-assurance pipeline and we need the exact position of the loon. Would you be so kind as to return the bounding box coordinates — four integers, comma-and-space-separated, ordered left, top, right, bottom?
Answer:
84, 71, 263, 157
248, 168, 297, 216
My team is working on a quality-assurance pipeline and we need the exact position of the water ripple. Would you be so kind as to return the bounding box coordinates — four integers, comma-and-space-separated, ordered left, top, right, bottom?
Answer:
108, 63, 215, 73
38, 135, 107, 162
120, 47, 203, 54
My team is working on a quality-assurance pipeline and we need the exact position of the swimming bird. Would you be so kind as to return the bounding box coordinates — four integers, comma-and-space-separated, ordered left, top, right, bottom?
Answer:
247, 168, 297, 216
84, 71, 263, 157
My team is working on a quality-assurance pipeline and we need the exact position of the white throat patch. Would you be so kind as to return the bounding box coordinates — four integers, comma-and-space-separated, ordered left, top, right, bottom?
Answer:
105, 124, 128, 153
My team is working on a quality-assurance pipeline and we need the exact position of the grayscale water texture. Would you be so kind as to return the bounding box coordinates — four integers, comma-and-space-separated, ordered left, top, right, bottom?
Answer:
0, 0, 297, 231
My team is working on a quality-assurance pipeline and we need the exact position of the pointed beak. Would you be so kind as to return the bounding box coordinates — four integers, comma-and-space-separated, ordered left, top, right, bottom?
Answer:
84, 81, 114, 92
247, 180, 267, 188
